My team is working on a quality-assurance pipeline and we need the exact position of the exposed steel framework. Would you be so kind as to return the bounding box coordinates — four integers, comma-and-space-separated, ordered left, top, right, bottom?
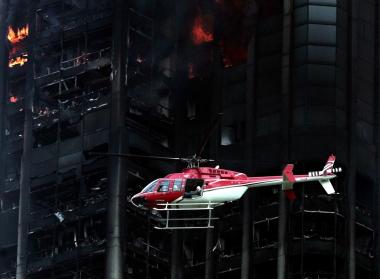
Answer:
0, 0, 378, 279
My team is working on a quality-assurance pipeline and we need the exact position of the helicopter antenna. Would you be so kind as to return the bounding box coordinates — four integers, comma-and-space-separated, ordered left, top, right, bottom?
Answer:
197, 112, 224, 157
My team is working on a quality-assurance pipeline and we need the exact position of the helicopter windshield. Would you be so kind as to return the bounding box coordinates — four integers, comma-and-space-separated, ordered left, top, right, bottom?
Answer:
141, 179, 159, 193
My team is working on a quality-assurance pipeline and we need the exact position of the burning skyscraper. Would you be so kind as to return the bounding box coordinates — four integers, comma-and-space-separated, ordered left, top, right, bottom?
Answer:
0, 0, 378, 278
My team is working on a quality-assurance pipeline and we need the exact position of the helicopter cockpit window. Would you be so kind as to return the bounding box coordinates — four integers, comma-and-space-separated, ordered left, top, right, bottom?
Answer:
157, 180, 170, 192
173, 179, 182, 191
142, 179, 158, 193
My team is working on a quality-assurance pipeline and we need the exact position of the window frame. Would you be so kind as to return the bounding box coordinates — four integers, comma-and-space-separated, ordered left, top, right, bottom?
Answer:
141, 179, 159, 193
173, 179, 183, 191
157, 180, 170, 192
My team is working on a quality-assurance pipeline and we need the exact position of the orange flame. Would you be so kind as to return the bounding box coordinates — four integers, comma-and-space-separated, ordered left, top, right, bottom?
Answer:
9, 54, 28, 68
7, 25, 29, 44
192, 16, 213, 45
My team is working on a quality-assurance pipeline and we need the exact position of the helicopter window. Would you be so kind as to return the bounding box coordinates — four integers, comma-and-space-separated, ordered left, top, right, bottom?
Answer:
142, 179, 158, 193
157, 180, 170, 192
173, 179, 182, 191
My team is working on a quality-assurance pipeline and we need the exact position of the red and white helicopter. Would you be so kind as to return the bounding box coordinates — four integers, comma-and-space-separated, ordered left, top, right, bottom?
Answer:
94, 116, 342, 229
130, 154, 341, 209
94, 151, 341, 229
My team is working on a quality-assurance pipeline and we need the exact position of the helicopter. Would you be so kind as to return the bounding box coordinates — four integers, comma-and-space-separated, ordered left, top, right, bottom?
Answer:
128, 154, 341, 209
93, 151, 341, 229
92, 114, 342, 229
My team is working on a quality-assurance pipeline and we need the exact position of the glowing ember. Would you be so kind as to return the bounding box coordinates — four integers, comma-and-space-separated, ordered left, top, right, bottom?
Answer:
9, 96, 18, 103
221, 46, 247, 68
9, 54, 28, 68
192, 16, 213, 45
7, 25, 29, 44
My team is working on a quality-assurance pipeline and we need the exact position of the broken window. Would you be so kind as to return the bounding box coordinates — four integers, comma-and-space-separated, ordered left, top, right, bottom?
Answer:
30, 233, 53, 259
302, 212, 335, 240
0, 191, 19, 212
36, 3, 62, 33
85, 170, 108, 194
33, 123, 58, 148
254, 218, 278, 248
356, 225, 374, 258
58, 226, 78, 252
61, 37, 86, 69
83, 216, 106, 244
60, 119, 81, 141
35, 44, 61, 77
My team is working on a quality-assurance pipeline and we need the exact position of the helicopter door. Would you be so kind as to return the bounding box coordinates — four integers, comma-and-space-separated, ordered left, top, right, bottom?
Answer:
184, 179, 204, 198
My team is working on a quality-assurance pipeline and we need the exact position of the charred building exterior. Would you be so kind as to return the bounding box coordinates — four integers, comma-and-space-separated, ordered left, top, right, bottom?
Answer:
0, 0, 378, 278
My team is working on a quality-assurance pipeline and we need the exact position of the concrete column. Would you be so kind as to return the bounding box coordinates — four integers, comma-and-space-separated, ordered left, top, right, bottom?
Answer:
241, 192, 253, 279
346, 0, 357, 278
278, 0, 293, 278
106, 0, 128, 278
277, 191, 288, 279
242, 3, 257, 276
0, 0, 9, 271
0, 0, 8, 193
171, 231, 184, 279
16, 2, 36, 278
375, 0, 380, 278
170, 0, 192, 277
205, 228, 216, 279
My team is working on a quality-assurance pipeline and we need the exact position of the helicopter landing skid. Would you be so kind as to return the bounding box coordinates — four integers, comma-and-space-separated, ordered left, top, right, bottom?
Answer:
152, 202, 220, 230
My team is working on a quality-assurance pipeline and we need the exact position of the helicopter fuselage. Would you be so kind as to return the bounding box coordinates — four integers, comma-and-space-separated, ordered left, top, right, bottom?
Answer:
130, 161, 339, 209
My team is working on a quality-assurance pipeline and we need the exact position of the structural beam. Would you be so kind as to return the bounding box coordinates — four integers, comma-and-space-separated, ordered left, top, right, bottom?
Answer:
205, 228, 216, 279
0, 0, 9, 271
346, 0, 357, 278
170, 0, 192, 277
277, 191, 288, 279
278, 0, 293, 278
242, 7, 257, 276
171, 231, 184, 279
241, 192, 253, 279
375, 0, 380, 277
16, 2, 36, 278
0, 0, 8, 193
106, 0, 128, 278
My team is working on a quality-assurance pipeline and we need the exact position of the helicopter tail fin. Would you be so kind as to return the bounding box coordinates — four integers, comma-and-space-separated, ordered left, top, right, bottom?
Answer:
322, 154, 336, 174
317, 155, 336, 194
308, 154, 342, 177
308, 155, 342, 194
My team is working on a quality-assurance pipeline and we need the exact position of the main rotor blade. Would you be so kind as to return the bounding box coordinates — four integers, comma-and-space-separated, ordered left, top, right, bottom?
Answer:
90, 152, 184, 161
197, 112, 224, 157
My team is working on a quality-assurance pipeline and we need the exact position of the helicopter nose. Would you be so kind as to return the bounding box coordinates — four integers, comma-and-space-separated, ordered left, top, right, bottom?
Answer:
131, 194, 147, 208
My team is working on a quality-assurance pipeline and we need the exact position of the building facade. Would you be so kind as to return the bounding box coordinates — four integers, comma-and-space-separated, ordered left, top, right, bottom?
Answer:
0, 0, 378, 278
